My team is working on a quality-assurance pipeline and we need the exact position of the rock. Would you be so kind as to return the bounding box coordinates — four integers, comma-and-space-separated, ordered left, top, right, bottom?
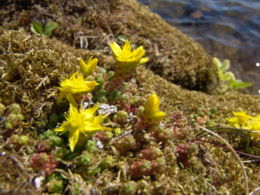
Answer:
0, 0, 214, 91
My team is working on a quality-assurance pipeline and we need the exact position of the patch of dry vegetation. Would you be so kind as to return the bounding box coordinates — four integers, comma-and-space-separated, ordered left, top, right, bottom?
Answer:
0, 28, 259, 195
0, 0, 259, 194
0, 0, 213, 91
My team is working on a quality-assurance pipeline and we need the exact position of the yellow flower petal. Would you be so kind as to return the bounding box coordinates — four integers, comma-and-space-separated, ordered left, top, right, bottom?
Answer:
139, 57, 149, 64
57, 72, 98, 105
144, 93, 165, 121
79, 57, 98, 76
55, 125, 65, 132
227, 111, 260, 141
109, 42, 122, 58
122, 40, 132, 54
69, 129, 79, 152
82, 105, 99, 120
145, 93, 160, 113
109, 40, 148, 72
55, 104, 111, 152
66, 93, 77, 107
154, 111, 166, 121
251, 115, 260, 130
132, 46, 145, 59
69, 103, 78, 115
57, 92, 65, 103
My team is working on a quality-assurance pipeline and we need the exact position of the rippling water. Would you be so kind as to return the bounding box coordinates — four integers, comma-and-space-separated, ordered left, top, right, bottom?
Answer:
139, 0, 260, 94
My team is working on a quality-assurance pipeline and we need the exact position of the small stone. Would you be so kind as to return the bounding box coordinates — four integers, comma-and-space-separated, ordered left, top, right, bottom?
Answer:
33, 176, 45, 189
95, 139, 104, 149
98, 104, 117, 115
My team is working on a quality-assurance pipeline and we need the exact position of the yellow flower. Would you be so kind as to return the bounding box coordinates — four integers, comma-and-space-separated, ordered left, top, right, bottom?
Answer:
227, 111, 252, 129
109, 40, 149, 73
251, 115, 260, 130
250, 115, 260, 141
79, 57, 98, 77
227, 112, 260, 141
144, 93, 165, 121
55, 104, 111, 151
57, 72, 98, 106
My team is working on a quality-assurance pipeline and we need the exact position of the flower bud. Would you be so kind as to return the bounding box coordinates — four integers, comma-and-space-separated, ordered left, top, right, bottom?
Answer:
113, 128, 122, 136
9, 103, 21, 114
85, 140, 98, 154
120, 181, 137, 195
0, 103, 6, 116
114, 135, 137, 154
101, 156, 115, 168
47, 179, 63, 193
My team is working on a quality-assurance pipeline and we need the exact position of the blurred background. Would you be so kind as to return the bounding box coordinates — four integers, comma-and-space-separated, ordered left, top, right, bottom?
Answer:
139, 0, 260, 94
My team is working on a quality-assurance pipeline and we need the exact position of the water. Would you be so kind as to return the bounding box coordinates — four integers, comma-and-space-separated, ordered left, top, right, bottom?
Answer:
139, 0, 260, 94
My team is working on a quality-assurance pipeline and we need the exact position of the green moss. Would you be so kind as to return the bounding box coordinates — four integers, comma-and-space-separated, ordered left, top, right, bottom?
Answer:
0, 1, 259, 193
0, 0, 214, 91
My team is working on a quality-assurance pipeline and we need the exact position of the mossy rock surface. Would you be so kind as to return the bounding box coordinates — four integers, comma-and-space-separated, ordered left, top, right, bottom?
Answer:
0, 0, 259, 194
0, 28, 259, 194
1, 28, 259, 125
0, 0, 213, 91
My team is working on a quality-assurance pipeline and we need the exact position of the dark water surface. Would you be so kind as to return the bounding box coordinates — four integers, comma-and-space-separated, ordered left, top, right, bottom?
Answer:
139, 0, 260, 94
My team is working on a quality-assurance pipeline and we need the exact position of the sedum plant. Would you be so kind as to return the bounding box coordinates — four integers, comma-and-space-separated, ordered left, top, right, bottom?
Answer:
79, 57, 98, 77
143, 93, 165, 122
109, 40, 149, 76
227, 111, 260, 141
55, 104, 111, 151
57, 72, 98, 107
213, 57, 252, 92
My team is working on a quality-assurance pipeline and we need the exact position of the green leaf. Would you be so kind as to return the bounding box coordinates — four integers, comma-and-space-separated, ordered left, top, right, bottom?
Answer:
30, 21, 43, 35
229, 80, 252, 89
213, 57, 222, 69
217, 70, 225, 80
222, 72, 235, 81
43, 21, 58, 36
222, 59, 230, 71
117, 34, 127, 43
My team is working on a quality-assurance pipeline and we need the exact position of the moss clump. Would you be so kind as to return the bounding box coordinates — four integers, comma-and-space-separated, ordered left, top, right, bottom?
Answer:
0, 0, 214, 91
0, 3, 259, 194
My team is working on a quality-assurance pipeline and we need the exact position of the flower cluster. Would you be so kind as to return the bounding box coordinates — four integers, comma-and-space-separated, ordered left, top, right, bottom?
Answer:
0, 103, 24, 138
55, 41, 166, 158
55, 56, 112, 151
130, 157, 166, 178
30, 152, 57, 175
227, 111, 260, 141
114, 134, 137, 154
175, 144, 193, 167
